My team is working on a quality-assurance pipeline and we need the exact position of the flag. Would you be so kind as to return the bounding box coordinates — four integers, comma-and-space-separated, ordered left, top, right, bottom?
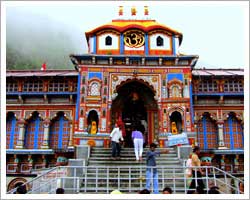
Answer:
41, 62, 46, 71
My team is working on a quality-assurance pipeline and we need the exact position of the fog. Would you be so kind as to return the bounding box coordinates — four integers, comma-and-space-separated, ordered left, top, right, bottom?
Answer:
5, 2, 248, 70
6, 8, 86, 70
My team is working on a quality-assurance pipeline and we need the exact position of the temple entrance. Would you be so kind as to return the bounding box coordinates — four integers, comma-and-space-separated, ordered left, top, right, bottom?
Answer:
111, 79, 157, 147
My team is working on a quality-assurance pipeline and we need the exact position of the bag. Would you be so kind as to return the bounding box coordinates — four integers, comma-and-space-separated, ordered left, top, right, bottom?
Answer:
185, 158, 192, 177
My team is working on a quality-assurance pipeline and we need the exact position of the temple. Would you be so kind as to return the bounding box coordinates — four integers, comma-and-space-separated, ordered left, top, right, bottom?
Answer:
6, 6, 244, 190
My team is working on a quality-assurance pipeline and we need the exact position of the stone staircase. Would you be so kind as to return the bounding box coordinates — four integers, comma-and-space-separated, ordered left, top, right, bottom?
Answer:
80, 146, 187, 194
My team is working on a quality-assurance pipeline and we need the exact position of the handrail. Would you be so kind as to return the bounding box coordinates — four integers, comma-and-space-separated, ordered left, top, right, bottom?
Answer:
7, 165, 244, 194
7, 166, 59, 194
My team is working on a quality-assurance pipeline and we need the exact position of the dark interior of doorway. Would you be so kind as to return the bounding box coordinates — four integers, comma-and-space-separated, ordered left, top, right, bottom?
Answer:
113, 80, 155, 147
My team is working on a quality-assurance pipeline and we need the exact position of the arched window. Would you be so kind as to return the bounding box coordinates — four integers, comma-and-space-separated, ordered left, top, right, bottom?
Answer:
223, 113, 243, 149
156, 36, 164, 46
49, 112, 70, 150
105, 36, 112, 46
25, 112, 44, 149
172, 86, 180, 97
6, 113, 19, 149
90, 82, 100, 96
197, 113, 217, 149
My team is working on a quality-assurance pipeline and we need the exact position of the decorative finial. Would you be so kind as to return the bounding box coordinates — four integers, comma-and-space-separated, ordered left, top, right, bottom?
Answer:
119, 6, 123, 16
144, 6, 149, 16
131, 6, 137, 16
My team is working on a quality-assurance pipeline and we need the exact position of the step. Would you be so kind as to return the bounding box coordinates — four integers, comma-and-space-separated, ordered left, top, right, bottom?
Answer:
87, 160, 181, 165
79, 187, 187, 194
88, 157, 180, 161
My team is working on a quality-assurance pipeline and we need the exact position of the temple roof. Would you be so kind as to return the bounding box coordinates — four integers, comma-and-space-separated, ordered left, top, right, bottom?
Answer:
192, 68, 244, 76
6, 70, 78, 77
85, 19, 183, 45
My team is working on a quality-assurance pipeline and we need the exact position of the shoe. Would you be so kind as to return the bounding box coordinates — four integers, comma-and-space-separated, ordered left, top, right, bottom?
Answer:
116, 156, 121, 160
111, 157, 116, 160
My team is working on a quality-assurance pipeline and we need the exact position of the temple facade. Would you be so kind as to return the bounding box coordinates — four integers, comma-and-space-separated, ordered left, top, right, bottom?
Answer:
6, 7, 244, 190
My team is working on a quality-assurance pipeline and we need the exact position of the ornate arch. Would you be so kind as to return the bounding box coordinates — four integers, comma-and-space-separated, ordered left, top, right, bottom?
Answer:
7, 177, 29, 192
111, 74, 159, 101
6, 110, 22, 120
195, 111, 217, 122
88, 78, 102, 96
49, 111, 72, 122
222, 111, 243, 121
167, 78, 183, 98
24, 110, 46, 121
168, 106, 185, 117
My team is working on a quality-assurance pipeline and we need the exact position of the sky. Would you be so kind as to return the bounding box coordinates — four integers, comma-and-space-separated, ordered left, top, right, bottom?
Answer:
1, 1, 250, 198
2, 1, 249, 69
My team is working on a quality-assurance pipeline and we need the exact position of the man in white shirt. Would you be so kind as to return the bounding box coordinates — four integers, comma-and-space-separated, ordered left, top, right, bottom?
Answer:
110, 123, 124, 160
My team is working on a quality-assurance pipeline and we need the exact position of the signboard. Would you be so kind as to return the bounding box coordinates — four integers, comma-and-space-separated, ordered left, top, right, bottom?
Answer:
167, 132, 189, 147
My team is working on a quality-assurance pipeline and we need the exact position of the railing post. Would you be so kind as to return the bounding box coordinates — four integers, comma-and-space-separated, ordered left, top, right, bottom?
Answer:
129, 166, 131, 193
161, 166, 164, 192
76, 177, 80, 193
205, 166, 209, 193
173, 167, 176, 193
95, 166, 98, 192
107, 166, 109, 194
118, 166, 120, 191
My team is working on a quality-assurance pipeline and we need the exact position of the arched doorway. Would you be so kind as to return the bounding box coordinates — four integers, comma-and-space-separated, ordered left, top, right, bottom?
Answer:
87, 110, 99, 134
111, 79, 157, 147
170, 111, 182, 134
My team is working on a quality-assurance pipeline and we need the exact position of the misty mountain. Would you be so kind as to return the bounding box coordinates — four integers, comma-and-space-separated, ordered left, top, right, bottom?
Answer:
6, 8, 85, 70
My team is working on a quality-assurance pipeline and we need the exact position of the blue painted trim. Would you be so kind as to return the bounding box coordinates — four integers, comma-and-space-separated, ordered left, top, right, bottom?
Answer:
203, 116, 208, 149
167, 73, 184, 82
88, 72, 102, 80
172, 36, 176, 55
189, 84, 194, 124
75, 73, 81, 121
58, 117, 63, 149
7, 92, 77, 95
9, 117, 16, 149
120, 34, 124, 54
145, 33, 149, 55
229, 116, 234, 149
34, 118, 40, 149
93, 36, 97, 54
193, 93, 244, 96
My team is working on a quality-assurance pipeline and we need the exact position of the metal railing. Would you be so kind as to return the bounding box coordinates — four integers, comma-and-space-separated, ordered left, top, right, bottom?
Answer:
7, 165, 244, 194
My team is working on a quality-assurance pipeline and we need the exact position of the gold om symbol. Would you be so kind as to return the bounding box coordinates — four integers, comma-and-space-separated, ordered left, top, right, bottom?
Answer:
124, 30, 145, 48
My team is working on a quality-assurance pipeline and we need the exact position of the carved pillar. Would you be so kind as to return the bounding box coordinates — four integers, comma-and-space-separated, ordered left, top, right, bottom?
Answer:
41, 155, 47, 168
194, 121, 198, 146
41, 118, 51, 149
234, 155, 239, 172
68, 122, 73, 147
28, 155, 33, 171
217, 121, 227, 149
13, 154, 19, 173
220, 155, 225, 171
15, 119, 26, 149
